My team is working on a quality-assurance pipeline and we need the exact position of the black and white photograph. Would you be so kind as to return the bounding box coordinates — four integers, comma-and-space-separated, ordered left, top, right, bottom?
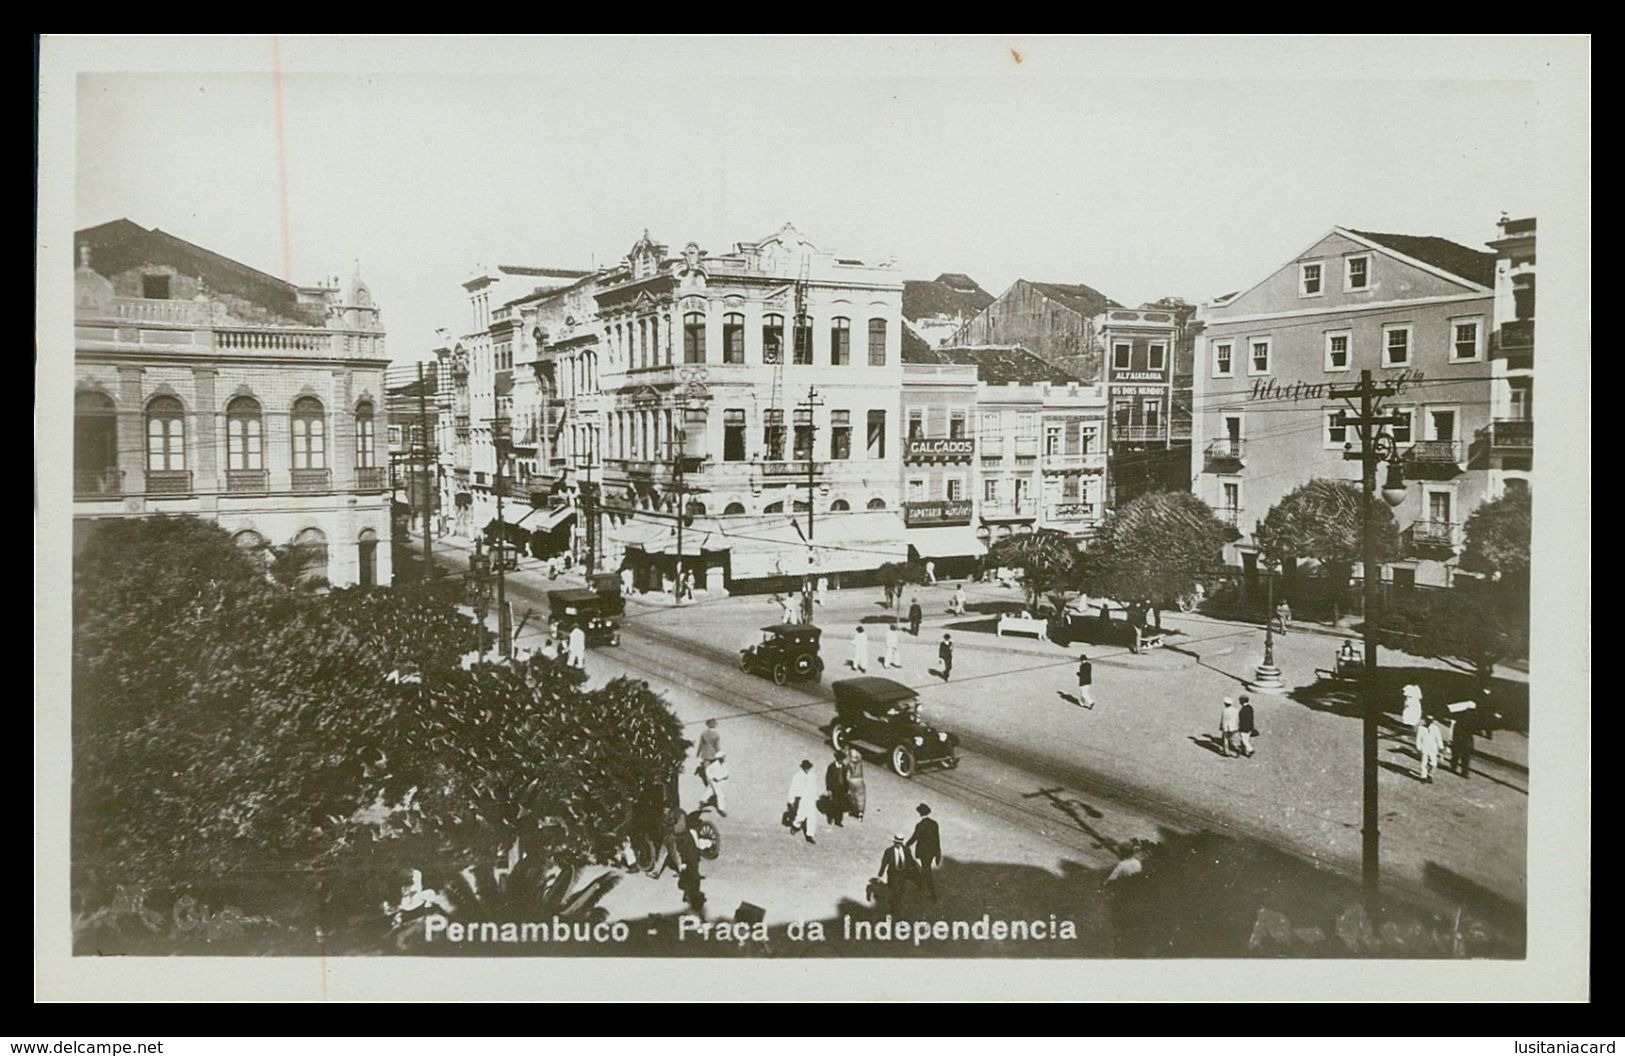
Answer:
34, 34, 1591, 1002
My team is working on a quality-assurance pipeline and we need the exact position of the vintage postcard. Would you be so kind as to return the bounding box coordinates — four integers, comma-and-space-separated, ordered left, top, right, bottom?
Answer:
34, 34, 1591, 1002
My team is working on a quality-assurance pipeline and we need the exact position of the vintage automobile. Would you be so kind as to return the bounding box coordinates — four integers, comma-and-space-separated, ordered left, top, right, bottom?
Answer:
547, 588, 622, 647
829, 676, 960, 778
739, 624, 824, 686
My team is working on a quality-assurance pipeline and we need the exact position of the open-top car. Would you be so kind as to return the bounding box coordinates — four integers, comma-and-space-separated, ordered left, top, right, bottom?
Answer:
829, 676, 960, 778
739, 624, 824, 686
548, 588, 622, 647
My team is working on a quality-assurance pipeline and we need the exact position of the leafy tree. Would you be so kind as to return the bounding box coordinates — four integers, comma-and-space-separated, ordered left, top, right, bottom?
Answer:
1460, 489, 1532, 588
1255, 479, 1401, 616
1082, 492, 1233, 613
877, 560, 926, 611
72, 515, 688, 954
986, 530, 1080, 610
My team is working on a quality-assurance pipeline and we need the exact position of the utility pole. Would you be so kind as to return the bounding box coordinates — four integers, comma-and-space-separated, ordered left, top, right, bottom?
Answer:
416, 362, 435, 568
487, 413, 513, 658
1331, 368, 1408, 917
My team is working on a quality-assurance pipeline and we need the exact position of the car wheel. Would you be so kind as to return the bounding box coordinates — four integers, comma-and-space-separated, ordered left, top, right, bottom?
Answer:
632, 835, 658, 874
695, 820, 721, 861
739, 653, 751, 673
890, 745, 916, 778
830, 724, 848, 752
1177, 594, 1195, 613
772, 663, 789, 686
793, 654, 815, 679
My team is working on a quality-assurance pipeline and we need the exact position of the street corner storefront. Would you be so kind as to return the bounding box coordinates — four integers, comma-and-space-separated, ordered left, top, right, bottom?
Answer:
615, 516, 730, 595
480, 494, 576, 561
902, 498, 982, 579
718, 510, 908, 595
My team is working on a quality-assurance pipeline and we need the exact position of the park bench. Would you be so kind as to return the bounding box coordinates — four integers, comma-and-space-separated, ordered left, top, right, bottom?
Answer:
996, 614, 1049, 641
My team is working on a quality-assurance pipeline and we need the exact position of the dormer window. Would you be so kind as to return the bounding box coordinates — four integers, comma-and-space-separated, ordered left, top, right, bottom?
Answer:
1299, 262, 1323, 297
143, 274, 171, 300
1345, 255, 1370, 291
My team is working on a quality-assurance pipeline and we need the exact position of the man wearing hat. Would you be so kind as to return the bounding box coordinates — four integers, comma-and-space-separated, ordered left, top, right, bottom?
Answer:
907, 802, 942, 901
876, 831, 917, 915
1219, 696, 1242, 758
786, 758, 819, 843
938, 633, 955, 682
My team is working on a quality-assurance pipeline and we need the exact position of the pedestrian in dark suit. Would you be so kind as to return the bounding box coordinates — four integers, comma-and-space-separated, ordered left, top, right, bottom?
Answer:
1237, 695, 1257, 757
938, 634, 954, 681
908, 597, 924, 637
1450, 706, 1477, 779
1076, 653, 1094, 708
907, 803, 942, 900
876, 833, 916, 915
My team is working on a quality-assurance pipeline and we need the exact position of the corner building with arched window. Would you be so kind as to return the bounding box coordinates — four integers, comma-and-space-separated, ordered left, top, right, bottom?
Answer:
72, 220, 391, 588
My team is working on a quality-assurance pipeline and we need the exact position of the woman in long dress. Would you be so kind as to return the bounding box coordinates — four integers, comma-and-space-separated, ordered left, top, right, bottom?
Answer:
845, 747, 867, 822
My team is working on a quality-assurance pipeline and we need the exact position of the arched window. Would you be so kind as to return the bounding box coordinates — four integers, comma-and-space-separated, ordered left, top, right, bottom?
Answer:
763, 500, 784, 514
685, 500, 707, 516
830, 499, 850, 512
291, 396, 327, 470
74, 391, 119, 496
357, 527, 379, 588
723, 502, 746, 515
684, 312, 706, 364
830, 317, 851, 365
868, 319, 887, 365
793, 500, 810, 513
355, 401, 376, 469
145, 395, 186, 472
866, 497, 887, 510
762, 314, 784, 364
291, 527, 329, 590
723, 313, 745, 364
226, 397, 263, 471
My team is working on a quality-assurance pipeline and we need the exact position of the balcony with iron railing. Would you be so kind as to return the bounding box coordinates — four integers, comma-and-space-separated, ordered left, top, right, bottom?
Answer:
355, 466, 388, 492
226, 469, 268, 494
1406, 520, 1459, 553
145, 470, 193, 497
1495, 319, 1534, 356
1205, 438, 1246, 464
1117, 423, 1169, 443
291, 468, 332, 494
1215, 506, 1242, 527
74, 468, 124, 498
1409, 440, 1462, 465
1489, 418, 1533, 450
1040, 450, 1106, 470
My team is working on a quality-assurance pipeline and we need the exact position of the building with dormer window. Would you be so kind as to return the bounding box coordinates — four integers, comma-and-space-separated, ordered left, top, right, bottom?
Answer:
72, 220, 391, 587
1192, 224, 1503, 588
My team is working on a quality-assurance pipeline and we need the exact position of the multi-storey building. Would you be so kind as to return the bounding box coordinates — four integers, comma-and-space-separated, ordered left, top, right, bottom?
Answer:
453, 225, 907, 594
72, 220, 390, 587
1192, 225, 1501, 588
948, 279, 1118, 382
1482, 216, 1535, 498
903, 345, 1108, 547
384, 362, 438, 536
457, 265, 592, 540
900, 362, 981, 571
1097, 300, 1197, 506
902, 273, 994, 349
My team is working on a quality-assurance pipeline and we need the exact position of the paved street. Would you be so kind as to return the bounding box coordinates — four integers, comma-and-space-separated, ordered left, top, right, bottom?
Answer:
427, 537, 1528, 953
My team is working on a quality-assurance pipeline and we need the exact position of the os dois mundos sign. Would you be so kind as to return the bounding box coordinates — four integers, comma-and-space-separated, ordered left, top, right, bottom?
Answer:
905, 437, 975, 462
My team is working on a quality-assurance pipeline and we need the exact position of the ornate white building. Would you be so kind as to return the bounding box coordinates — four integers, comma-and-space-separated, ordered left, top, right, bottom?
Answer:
72, 220, 391, 587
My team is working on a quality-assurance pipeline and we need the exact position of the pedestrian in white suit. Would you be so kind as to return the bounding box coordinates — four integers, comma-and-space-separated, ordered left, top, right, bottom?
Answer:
884, 622, 902, 669
786, 759, 819, 843
851, 625, 870, 673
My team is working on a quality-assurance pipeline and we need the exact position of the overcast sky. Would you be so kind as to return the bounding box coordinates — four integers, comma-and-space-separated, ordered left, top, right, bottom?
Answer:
69, 36, 1562, 359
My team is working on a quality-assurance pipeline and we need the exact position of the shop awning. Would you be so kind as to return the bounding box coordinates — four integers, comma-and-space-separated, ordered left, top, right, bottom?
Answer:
723, 511, 907, 579
487, 503, 537, 529
604, 517, 678, 551
905, 524, 985, 559
530, 505, 576, 533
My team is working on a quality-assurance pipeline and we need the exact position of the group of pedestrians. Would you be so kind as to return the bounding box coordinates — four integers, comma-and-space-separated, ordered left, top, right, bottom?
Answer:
1218, 695, 1259, 758
819, 748, 868, 827
848, 623, 954, 682
873, 804, 943, 915
1402, 681, 1490, 783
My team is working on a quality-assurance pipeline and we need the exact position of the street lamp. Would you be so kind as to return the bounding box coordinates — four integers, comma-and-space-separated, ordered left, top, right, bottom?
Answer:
1249, 549, 1287, 694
